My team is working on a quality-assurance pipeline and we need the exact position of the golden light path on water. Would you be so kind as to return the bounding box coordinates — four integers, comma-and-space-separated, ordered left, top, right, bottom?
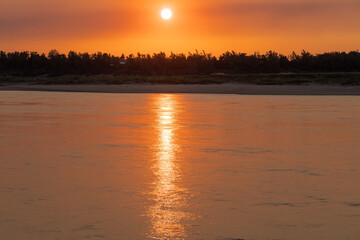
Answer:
148, 94, 190, 239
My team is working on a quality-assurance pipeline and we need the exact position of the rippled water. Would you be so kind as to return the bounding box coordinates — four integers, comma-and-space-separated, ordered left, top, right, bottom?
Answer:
0, 91, 360, 240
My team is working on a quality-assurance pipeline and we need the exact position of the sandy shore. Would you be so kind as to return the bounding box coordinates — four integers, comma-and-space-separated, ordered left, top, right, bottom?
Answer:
1, 84, 360, 95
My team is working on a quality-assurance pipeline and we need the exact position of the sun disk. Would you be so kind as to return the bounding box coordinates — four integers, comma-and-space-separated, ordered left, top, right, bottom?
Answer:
161, 8, 172, 20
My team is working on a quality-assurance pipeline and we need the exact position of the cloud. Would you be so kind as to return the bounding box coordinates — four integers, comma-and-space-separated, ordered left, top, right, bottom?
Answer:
195, 0, 360, 35
205, 0, 360, 17
0, 6, 142, 39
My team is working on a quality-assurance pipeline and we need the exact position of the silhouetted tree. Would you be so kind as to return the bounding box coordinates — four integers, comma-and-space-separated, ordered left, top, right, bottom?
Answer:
1, 49, 360, 77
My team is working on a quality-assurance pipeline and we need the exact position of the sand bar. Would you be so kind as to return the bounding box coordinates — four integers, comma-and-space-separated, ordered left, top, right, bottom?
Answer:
1, 84, 360, 95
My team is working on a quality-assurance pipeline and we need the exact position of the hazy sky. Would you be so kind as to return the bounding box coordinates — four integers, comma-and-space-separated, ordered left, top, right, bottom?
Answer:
1, 0, 359, 55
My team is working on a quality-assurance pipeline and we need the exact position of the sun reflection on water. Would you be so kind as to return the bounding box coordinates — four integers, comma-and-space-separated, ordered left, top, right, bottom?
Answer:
148, 94, 190, 239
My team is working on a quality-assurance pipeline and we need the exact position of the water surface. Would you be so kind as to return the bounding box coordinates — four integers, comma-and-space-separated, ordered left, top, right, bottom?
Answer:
1, 91, 360, 240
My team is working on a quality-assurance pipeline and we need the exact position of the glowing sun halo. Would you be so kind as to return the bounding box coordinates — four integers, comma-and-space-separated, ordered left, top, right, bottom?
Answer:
161, 8, 172, 20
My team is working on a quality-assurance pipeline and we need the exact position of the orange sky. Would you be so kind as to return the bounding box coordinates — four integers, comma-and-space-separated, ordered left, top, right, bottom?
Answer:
1, 0, 359, 55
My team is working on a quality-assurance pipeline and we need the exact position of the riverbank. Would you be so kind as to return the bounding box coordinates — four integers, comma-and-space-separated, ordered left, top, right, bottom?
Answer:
1, 72, 360, 85
2, 83, 360, 95
1, 73, 360, 95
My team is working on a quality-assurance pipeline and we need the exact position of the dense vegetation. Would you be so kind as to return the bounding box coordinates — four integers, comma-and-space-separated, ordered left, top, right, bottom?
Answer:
1, 50, 360, 76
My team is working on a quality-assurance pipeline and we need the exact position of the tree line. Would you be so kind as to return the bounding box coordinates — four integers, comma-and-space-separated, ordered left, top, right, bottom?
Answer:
1, 49, 360, 76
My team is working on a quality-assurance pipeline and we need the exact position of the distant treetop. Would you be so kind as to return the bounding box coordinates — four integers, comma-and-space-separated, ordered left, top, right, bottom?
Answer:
1, 50, 359, 76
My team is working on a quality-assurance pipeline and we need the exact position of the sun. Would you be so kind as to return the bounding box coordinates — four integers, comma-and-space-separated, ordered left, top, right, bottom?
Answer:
161, 8, 172, 20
